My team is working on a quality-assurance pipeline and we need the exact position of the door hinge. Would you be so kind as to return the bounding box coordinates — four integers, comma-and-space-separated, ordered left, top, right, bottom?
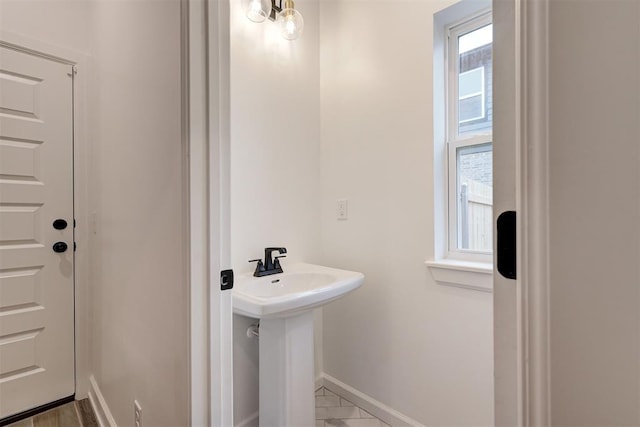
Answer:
220, 269, 234, 291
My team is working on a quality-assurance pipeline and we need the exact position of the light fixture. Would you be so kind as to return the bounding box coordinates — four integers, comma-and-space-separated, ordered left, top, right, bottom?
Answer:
275, 0, 304, 40
241, 0, 272, 23
243, 0, 304, 41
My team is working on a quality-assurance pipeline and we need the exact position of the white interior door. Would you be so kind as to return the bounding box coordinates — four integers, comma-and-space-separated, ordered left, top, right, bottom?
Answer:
209, 0, 234, 422
492, 0, 520, 425
0, 46, 74, 419
493, 0, 551, 424
188, 1, 233, 425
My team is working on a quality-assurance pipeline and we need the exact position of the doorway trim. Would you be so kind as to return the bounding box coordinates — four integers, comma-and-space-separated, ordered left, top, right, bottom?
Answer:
184, 0, 233, 425
0, 30, 90, 401
517, 0, 551, 424
493, 0, 551, 424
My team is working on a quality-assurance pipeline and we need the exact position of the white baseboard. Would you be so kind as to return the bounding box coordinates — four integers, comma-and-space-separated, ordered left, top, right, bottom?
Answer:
88, 375, 118, 427
319, 373, 425, 427
235, 411, 259, 427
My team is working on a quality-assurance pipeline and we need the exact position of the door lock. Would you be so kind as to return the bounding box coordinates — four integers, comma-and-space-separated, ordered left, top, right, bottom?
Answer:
221, 269, 234, 291
53, 219, 68, 230
52, 242, 68, 253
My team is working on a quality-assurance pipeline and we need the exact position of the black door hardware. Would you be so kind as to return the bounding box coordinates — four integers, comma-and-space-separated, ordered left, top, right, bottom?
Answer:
497, 211, 516, 280
53, 219, 68, 230
221, 269, 234, 291
52, 242, 68, 253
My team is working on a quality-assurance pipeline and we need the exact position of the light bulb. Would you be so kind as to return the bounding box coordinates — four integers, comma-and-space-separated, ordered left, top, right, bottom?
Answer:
285, 17, 296, 35
276, 7, 304, 40
242, 0, 272, 23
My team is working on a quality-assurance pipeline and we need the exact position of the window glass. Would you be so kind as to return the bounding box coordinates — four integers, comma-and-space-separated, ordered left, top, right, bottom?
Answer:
456, 143, 493, 252
458, 23, 493, 136
459, 68, 483, 98
459, 67, 485, 122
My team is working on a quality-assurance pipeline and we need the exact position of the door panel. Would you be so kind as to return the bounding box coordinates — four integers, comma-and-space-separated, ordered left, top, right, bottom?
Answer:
0, 46, 74, 419
492, 0, 519, 424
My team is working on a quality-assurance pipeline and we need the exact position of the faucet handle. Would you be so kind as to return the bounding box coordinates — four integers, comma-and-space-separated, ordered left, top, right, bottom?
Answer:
249, 258, 265, 276
274, 255, 286, 269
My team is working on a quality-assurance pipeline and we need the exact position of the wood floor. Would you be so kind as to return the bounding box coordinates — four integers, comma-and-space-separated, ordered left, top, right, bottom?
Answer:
7, 400, 98, 427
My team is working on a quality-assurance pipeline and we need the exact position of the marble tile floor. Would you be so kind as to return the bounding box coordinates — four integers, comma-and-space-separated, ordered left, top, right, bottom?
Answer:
6, 399, 98, 427
316, 387, 390, 427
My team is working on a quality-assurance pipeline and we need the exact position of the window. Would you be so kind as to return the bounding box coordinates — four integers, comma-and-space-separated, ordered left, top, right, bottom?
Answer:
447, 12, 493, 261
428, 1, 493, 291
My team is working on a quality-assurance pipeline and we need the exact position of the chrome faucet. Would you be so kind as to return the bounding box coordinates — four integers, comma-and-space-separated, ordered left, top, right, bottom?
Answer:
249, 247, 287, 277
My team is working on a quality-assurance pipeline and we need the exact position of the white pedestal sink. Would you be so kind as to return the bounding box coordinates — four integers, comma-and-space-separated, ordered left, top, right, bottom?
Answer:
233, 263, 364, 427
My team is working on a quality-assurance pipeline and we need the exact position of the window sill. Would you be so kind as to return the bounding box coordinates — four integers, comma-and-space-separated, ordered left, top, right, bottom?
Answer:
425, 259, 493, 292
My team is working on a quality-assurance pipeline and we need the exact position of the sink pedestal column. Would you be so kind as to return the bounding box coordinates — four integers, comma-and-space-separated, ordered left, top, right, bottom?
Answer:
259, 310, 315, 427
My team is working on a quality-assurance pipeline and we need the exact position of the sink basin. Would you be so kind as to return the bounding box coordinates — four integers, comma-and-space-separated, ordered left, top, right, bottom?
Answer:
233, 262, 364, 318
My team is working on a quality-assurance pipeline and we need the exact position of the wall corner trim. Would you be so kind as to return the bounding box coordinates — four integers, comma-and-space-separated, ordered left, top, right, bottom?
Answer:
319, 373, 425, 427
87, 375, 118, 427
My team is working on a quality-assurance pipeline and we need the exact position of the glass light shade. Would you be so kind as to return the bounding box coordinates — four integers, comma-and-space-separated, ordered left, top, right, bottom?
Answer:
242, 0, 272, 23
276, 8, 304, 40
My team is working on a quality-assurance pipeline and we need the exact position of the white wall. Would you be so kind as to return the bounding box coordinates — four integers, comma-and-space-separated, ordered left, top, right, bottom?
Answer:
0, 0, 92, 53
87, 1, 188, 426
229, 0, 322, 423
319, 1, 494, 425
548, 1, 640, 424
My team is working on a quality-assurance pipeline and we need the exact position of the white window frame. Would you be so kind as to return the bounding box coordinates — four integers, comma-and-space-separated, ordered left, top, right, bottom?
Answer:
426, 1, 493, 293
446, 11, 493, 263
